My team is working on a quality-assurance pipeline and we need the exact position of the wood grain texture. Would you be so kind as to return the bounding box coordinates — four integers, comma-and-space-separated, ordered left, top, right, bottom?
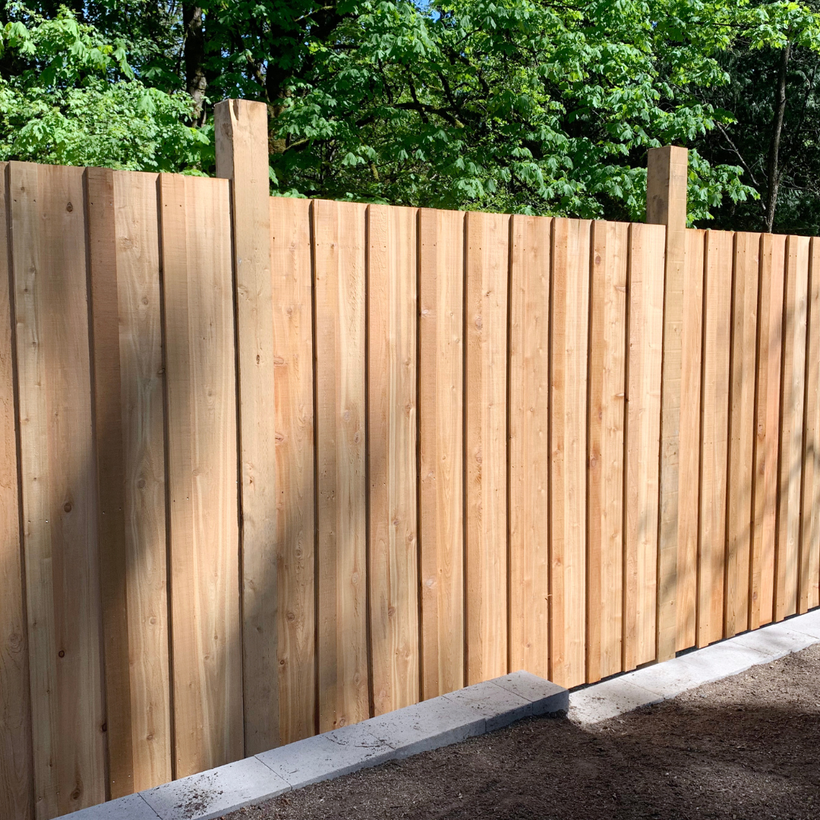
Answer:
550, 218, 591, 688
725, 232, 760, 637
418, 208, 464, 700
698, 230, 733, 647
11, 162, 106, 817
88, 169, 173, 795
270, 197, 316, 743
313, 199, 369, 730
508, 215, 551, 681
676, 230, 705, 651
775, 235, 810, 622
160, 174, 242, 777
801, 238, 820, 612
623, 223, 665, 670
465, 210, 509, 686
0, 162, 34, 820
215, 100, 279, 755
367, 204, 419, 714
647, 146, 688, 662
751, 233, 786, 629
586, 220, 627, 683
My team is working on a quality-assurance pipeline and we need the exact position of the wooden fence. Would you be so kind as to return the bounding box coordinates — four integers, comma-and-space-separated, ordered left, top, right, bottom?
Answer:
1, 101, 819, 819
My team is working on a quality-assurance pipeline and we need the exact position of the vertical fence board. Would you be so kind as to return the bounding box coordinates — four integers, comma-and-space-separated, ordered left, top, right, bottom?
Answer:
623, 223, 664, 670
465, 211, 509, 685
216, 102, 279, 757
676, 230, 705, 651
88, 169, 173, 795
586, 221, 627, 682
698, 231, 733, 646
270, 197, 316, 743
313, 200, 368, 730
11, 162, 106, 816
368, 205, 419, 714
725, 233, 760, 637
509, 215, 551, 680
751, 234, 786, 629
776, 235, 810, 621
160, 175, 242, 777
0, 163, 33, 820
418, 209, 464, 699
550, 218, 591, 688
802, 238, 820, 612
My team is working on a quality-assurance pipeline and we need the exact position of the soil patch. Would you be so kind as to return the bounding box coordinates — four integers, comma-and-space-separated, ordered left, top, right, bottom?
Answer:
224, 643, 820, 820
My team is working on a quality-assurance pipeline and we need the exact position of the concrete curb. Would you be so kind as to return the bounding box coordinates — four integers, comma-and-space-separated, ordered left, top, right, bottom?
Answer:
63, 671, 567, 820
569, 608, 820, 725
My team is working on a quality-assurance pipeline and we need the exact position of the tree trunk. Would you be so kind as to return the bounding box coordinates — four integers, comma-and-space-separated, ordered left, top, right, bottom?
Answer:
765, 42, 791, 233
184, 6, 208, 126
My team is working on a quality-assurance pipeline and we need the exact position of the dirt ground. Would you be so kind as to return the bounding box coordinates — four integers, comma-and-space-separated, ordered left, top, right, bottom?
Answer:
224, 643, 820, 820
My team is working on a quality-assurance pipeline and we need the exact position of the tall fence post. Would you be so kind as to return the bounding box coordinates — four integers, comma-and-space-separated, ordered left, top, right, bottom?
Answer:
214, 99, 279, 753
647, 145, 688, 662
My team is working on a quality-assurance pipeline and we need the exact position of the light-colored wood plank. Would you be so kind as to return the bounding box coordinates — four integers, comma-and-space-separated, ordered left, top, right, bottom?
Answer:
465, 210, 509, 685
586, 220, 627, 682
801, 238, 820, 612
368, 204, 419, 714
0, 162, 34, 820
725, 232, 760, 637
270, 196, 316, 743
775, 235, 810, 621
676, 230, 705, 651
509, 214, 551, 681
418, 208, 464, 699
697, 230, 733, 646
751, 233, 786, 629
160, 174, 243, 777
88, 169, 173, 795
646, 145, 689, 662
313, 199, 369, 730
112, 171, 172, 790
215, 100, 279, 755
623, 223, 665, 670
11, 162, 106, 816
550, 217, 591, 688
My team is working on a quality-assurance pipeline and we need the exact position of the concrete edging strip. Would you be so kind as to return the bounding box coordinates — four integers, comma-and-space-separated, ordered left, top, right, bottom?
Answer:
62, 671, 567, 820
569, 608, 820, 725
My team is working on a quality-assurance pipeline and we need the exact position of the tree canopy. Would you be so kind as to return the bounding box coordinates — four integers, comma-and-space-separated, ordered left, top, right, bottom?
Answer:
2, 0, 819, 230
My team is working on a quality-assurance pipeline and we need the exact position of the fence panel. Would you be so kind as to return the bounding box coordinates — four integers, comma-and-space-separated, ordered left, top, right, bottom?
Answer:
725, 232, 760, 638
0, 163, 34, 820
802, 238, 820, 613
549, 218, 591, 688
11, 162, 106, 816
160, 174, 243, 777
465, 211, 510, 686
88, 169, 172, 795
586, 220, 628, 682
418, 208, 465, 700
313, 199, 369, 731
270, 197, 316, 744
509, 215, 552, 681
368, 204, 420, 715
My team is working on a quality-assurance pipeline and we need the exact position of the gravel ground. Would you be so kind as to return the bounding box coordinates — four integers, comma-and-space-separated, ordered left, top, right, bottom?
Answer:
223, 643, 820, 820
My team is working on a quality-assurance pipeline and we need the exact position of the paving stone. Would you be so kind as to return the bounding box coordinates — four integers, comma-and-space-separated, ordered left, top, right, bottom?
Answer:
569, 679, 664, 725
731, 623, 818, 661
61, 794, 160, 820
142, 757, 289, 820
786, 608, 820, 639
442, 680, 532, 732
491, 671, 569, 715
364, 694, 486, 758
256, 725, 395, 789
